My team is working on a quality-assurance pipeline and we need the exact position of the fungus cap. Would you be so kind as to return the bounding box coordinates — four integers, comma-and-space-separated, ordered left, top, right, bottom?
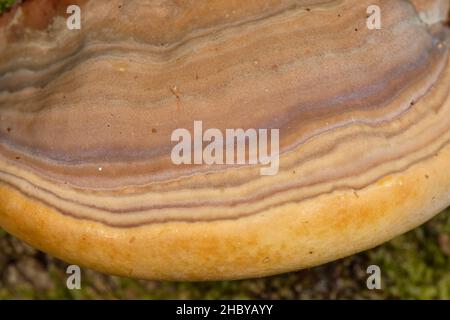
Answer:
0, 0, 449, 280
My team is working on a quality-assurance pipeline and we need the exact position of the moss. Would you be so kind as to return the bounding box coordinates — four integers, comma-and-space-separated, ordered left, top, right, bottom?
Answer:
368, 211, 450, 299
0, 0, 16, 13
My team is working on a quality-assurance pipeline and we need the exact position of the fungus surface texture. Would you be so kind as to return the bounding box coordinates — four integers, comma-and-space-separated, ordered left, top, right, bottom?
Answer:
0, 0, 449, 280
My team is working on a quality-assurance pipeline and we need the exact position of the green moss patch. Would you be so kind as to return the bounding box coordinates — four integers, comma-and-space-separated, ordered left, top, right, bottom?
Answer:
0, 0, 16, 14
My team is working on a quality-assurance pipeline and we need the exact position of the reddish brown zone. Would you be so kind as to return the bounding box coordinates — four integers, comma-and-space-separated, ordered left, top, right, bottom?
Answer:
2, 1, 449, 29
0, 0, 87, 29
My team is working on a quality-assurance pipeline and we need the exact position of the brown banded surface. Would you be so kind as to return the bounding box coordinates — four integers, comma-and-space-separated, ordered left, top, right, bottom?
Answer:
0, 0, 449, 280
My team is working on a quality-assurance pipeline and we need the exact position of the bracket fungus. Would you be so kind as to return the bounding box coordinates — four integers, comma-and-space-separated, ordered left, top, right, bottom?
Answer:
0, 0, 449, 280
